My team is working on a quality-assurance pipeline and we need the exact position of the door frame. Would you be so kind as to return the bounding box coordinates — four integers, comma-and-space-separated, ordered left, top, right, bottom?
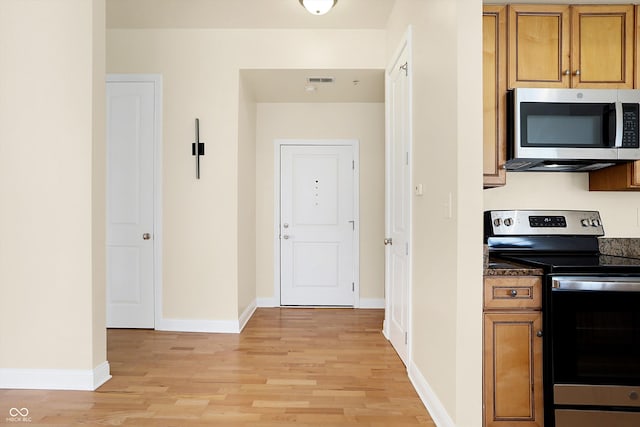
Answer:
106, 74, 163, 329
273, 139, 360, 307
383, 27, 413, 363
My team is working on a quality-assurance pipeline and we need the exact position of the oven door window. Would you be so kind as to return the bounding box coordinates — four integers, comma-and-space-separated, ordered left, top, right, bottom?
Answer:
521, 102, 616, 148
551, 289, 640, 385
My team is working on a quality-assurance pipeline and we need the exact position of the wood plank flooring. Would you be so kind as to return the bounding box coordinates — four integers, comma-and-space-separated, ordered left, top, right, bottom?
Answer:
0, 308, 434, 426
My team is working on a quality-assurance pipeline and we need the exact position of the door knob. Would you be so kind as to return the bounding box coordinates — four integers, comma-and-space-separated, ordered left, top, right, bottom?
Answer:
143, 233, 151, 240
283, 235, 290, 240
384, 238, 393, 245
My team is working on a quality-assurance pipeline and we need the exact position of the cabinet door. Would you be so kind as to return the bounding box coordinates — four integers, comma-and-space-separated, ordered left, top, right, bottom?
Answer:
571, 5, 634, 88
508, 5, 570, 88
484, 312, 543, 427
483, 6, 507, 187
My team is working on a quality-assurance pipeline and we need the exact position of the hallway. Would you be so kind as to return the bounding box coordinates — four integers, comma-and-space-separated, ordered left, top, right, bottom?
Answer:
0, 308, 433, 426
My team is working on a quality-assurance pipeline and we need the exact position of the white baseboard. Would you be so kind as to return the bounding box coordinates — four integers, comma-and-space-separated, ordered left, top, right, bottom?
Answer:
156, 318, 241, 333
408, 361, 455, 427
256, 297, 279, 307
358, 298, 385, 309
156, 302, 258, 334
0, 361, 111, 391
238, 299, 257, 332
257, 297, 385, 309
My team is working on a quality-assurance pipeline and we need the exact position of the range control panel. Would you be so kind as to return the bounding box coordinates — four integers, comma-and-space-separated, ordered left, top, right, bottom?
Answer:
485, 210, 604, 237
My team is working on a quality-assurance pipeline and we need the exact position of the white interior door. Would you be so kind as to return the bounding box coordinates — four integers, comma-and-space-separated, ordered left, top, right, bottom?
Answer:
386, 42, 411, 364
106, 79, 156, 328
280, 145, 356, 306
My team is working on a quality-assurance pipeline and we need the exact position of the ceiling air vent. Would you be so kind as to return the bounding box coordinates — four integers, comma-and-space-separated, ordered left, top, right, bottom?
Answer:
307, 77, 335, 84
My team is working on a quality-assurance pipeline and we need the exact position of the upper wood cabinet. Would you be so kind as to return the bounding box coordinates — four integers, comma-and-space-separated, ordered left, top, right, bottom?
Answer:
483, 5, 507, 188
589, 160, 640, 191
508, 4, 634, 89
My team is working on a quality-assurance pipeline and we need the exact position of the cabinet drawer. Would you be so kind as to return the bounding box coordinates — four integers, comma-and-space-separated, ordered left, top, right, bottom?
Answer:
484, 276, 542, 310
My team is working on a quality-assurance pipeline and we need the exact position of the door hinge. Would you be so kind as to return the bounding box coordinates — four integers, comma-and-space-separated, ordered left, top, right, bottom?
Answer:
352, 160, 355, 170
405, 332, 408, 345
352, 282, 355, 292
405, 242, 409, 255
400, 62, 408, 77
406, 152, 409, 165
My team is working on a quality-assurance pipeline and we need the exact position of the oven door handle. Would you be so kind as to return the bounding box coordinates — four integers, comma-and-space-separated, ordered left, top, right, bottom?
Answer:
552, 277, 640, 292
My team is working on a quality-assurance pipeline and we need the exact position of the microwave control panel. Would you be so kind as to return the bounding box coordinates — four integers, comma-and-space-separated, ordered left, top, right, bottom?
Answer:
622, 103, 640, 148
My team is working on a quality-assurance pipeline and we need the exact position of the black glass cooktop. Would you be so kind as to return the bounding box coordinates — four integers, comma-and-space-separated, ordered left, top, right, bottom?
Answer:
499, 253, 640, 274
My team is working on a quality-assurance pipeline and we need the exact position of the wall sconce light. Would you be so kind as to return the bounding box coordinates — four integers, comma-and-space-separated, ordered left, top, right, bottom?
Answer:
299, 0, 337, 15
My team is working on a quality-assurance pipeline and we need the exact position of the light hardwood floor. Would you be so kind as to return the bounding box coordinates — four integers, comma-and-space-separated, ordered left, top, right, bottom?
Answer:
0, 308, 434, 426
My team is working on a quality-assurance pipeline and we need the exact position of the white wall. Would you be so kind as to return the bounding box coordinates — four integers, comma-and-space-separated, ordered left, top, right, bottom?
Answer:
484, 173, 640, 237
0, 0, 107, 388
387, 1, 483, 426
107, 28, 386, 323
254, 103, 386, 306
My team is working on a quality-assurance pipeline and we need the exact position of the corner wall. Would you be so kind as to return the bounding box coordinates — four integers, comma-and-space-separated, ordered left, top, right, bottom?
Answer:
0, 0, 108, 390
237, 76, 257, 321
386, 1, 483, 425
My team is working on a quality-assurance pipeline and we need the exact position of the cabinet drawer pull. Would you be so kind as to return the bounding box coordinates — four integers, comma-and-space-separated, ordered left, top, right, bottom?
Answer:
509, 289, 518, 297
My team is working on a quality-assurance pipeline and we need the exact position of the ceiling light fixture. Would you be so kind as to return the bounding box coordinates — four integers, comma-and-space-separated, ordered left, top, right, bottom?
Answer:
299, 0, 337, 16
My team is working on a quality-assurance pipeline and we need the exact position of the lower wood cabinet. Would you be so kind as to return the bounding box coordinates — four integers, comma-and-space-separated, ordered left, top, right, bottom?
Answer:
483, 276, 544, 427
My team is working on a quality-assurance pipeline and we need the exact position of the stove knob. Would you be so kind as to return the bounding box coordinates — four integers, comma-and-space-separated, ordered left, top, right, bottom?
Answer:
504, 218, 513, 227
493, 218, 502, 227
581, 218, 591, 227
592, 219, 601, 227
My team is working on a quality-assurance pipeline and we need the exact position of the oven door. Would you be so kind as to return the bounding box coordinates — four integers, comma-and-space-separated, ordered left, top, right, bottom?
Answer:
549, 276, 640, 427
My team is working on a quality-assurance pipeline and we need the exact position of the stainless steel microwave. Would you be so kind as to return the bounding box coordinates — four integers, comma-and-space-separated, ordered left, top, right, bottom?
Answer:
506, 88, 640, 172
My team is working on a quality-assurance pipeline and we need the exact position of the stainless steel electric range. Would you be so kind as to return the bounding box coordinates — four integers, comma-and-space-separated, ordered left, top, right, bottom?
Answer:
485, 210, 640, 427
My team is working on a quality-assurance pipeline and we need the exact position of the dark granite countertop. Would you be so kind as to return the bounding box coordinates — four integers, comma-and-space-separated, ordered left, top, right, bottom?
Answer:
484, 258, 544, 277
599, 238, 640, 259
482, 238, 640, 277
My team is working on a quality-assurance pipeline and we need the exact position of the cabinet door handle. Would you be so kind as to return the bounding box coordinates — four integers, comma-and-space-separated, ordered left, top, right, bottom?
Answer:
536, 330, 543, 338
574, 69, 581, 76
563, 70, 571, 76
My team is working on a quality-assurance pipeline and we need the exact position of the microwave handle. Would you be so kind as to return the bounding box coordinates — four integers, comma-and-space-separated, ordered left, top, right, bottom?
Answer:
615, 101, 623, 148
